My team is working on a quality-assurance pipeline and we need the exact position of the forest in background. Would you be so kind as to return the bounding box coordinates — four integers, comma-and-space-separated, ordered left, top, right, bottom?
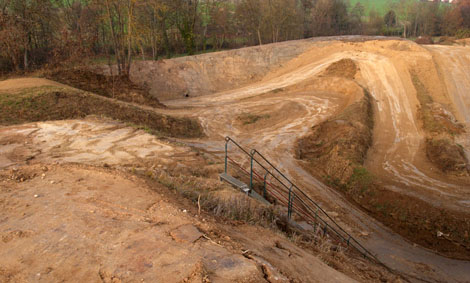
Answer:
1, 0, 470, 75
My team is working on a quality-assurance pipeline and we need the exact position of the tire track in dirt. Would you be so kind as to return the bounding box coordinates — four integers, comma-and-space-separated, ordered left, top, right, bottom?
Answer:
426, 45, 470, 162
163, 41, 470, 282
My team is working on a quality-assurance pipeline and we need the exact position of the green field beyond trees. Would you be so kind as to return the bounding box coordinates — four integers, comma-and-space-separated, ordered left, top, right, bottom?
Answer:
349, 0, 391, 15
349, 0, 453, 15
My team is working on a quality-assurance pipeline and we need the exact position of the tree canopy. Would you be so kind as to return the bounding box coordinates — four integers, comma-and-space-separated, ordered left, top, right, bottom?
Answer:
1, 0, 469, 74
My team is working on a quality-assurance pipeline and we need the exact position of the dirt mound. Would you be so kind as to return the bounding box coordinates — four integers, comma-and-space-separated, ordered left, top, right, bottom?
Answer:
296, 90, 373, 184
426, 138, 469, 173
415, 36, 434, 45
44, 68, 164, 108
0, 85, 202, 138
0, 78, 64, 90
438, 36, 457, 45
110, 39, 315, 101
321, 59, 358, 79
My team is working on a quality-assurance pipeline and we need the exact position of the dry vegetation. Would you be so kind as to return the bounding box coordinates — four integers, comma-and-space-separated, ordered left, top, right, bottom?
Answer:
43, 68, 164, 108
0, 86, 203, 138
128, 158, 399, 282
411, 72, 469, 174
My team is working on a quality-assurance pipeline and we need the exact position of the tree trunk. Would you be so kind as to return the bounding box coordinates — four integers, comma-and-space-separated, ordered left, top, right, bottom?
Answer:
126, 0, 133, 77
23, 48, 28, 71
257, 29, 262, 45
161, 20, 171, 58
104, 0, 122, 75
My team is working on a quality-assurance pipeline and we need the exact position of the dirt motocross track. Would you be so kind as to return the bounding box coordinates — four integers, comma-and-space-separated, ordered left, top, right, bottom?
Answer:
1, 36, 470, 282
151, 37, 470, 281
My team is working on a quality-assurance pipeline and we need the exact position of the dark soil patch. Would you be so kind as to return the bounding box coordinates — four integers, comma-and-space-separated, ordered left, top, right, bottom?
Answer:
360, 184, 470, 260
0, 87, 203, 138
437, 36, 456, 45
426, 138, 469, 172
321, 59, 358, 80
415, 36, 434, 45
43, 68, 165, 108
412, 71, 468, 174
237, 113, 271, 125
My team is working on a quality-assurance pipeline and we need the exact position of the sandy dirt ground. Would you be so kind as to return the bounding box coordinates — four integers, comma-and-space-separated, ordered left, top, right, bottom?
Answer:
0, 118, 356, 282
0, 163, 356, 282
2, 37, 470, 282
426, 45, 470, 162
160, 39, 470, 282
0, 118, 186, 170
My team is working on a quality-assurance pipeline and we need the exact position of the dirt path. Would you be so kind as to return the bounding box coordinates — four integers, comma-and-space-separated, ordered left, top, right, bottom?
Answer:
426, 45, 470, 162
162, 40, 470, 282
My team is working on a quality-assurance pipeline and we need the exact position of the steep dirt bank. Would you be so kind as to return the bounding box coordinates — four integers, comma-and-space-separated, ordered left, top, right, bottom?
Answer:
296, 57, 470, 260
0, 83, 202, 138
426, 45, 470, 164
104, 40, 316, 101
411, 71, 469, 174
297, 93, 373, 183
43, 68, 164, 108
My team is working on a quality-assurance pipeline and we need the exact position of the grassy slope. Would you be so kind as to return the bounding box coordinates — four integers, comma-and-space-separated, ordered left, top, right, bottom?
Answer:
0, 86, 203, 138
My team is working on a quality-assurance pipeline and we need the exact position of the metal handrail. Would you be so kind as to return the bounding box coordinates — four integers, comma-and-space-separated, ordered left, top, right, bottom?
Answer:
223, 136, 382, 265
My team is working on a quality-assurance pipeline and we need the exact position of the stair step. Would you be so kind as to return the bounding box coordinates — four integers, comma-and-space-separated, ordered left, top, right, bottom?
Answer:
219, 173, 250, 194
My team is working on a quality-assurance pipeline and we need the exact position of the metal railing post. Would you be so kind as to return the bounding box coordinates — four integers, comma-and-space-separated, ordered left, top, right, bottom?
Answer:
263, 172, 269, 198
249, 151, 254, 191
224, 139, 228, 173
220, 137, 384, 269
288, 184, 293, 219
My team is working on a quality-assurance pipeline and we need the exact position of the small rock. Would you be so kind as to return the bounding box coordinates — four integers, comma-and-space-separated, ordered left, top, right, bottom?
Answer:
360, 231, 369, 236
34, 194, 39, 198
170, 224, 203, 243
437, 231, 443, 237
50, 181, 55, 184
182, 209, 187, 213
